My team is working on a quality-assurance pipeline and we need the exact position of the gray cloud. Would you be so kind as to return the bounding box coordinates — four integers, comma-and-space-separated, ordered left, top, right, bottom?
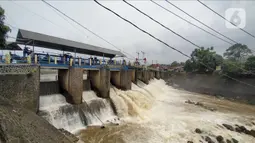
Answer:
1, 0, 255, 64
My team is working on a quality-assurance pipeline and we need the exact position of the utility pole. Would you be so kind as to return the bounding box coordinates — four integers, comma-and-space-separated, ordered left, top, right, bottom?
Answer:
136, 52, 140, 60
136, 52, 139, 65
141, 51, 145, 65
141, 51, 145, 59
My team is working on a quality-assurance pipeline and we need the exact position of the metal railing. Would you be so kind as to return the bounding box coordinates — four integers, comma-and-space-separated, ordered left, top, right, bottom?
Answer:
0, 53, 133, 68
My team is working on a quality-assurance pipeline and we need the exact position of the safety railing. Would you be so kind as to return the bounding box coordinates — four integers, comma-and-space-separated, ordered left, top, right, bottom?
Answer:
0, 53, 133, 68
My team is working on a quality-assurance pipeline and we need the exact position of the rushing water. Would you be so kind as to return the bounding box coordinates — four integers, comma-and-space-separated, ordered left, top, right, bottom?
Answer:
39, 91, 117, 134
39, 79, 255, 143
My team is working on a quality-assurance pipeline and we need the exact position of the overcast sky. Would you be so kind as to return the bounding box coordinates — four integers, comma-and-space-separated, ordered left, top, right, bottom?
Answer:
1, 0, 255, 64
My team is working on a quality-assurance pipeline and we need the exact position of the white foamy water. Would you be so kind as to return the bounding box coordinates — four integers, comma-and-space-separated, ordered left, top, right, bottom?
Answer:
120, 79, 255, 143
81, 91, 117, 125
38, 78, 255, 142
79, 79, 255, 143
39, 91, 117, 133
39, 94, 85, 133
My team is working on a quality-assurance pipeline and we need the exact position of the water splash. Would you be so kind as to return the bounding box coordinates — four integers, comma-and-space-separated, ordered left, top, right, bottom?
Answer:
39, 91, 116, 133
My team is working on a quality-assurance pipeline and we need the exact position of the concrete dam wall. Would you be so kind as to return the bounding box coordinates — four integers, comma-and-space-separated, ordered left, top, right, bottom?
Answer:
0, 64, 40, 113
0, 64, 171, 137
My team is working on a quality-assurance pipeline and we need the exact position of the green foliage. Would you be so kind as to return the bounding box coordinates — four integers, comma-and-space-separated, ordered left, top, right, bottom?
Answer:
179, 62, 185, 66
223, 43, 252, 62
222, 60, 244, 76
0, 6, 11, 49
185, 47, 223, 73
245, 56, 255, 72
184, 59, 195, 72
170, 61, 179, 67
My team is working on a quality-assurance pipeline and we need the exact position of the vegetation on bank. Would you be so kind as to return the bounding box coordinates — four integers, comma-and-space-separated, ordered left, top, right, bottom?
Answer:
170, 43, 255, 77
0, 6, 11, 48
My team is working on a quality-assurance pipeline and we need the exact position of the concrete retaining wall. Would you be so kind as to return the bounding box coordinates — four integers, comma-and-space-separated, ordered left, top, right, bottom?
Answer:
0, 64, 40, 113
169, 73, 255, 104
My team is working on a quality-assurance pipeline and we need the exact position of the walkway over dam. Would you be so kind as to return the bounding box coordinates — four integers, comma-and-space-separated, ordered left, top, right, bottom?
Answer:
0, 29, 169, 113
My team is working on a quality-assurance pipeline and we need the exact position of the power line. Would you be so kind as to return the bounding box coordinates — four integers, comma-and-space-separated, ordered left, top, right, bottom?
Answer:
197, 0, 255, 39
165, 0, 255, 54
150, 0, 233, 45
123, 0, 255, 75
123, 0, 201, 48
8, 0, 89, 40
94, 0, 255, 88
41, 0, 135, 59
43, 2, 91, 40
165, 0, 239, 44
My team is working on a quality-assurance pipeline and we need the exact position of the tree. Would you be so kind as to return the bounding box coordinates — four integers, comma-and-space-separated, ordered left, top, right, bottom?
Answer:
184, 59, 195, 72
180, 62, 185, 66
222, 60, 243, 76
189, 47, 223, 73
170, 61, 179, 67
223, 43, 252, 62
245, 56, 255, 72
0, 6, 11, 48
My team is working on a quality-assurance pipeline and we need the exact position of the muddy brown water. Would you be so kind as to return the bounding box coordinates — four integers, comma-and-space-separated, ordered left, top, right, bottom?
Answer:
77, 79, 255, 143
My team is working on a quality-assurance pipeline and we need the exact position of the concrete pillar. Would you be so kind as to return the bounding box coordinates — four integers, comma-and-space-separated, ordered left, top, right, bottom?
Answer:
150, 71, 154, 79
130, 69, 137, 84
58, 68, 83, 104
136, 70, 150, 84
142, 70, 149, 84
111, 69, 131, 90
88, 68, 110, 98
155, 71, 160, 79
136, 70, 142, 80
68, 68, 83, 104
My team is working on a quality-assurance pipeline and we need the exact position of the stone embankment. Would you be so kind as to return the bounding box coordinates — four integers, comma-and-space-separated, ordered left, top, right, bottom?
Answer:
0, 96, 74, 143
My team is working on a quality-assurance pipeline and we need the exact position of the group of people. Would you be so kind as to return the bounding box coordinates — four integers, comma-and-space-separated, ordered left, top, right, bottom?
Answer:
2, 46, 128, 65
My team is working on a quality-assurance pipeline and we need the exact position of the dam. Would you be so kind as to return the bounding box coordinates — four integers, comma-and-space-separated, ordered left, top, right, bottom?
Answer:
1, 29, 255, 143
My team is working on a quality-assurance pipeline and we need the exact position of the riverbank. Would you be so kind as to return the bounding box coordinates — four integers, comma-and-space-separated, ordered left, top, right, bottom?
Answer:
167, 73, 255, 105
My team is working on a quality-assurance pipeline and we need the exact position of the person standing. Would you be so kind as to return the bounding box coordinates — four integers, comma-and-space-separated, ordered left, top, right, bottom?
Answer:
23, 46, 28, 58
9, 52, 12, 63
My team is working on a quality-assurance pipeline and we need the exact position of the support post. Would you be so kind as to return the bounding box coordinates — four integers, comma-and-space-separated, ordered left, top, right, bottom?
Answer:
58, 68, 83, 104
155, 71, 160, 79
110, 69, 131, 90
130, 69, 137, 84
88, 68, 110, 98
35, 54, 38, 64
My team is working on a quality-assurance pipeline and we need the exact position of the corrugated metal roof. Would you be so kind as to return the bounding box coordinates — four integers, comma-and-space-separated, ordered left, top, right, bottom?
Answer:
0, 42, 22, 50
16, 29, 125, 58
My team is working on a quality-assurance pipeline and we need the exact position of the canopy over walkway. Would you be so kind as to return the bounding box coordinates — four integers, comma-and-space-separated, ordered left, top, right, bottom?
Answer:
0, 42, 22, 50
16, 29, 125, 58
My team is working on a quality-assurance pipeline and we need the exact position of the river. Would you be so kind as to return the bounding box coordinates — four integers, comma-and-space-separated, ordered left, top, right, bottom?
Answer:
39, 79, 255, 143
